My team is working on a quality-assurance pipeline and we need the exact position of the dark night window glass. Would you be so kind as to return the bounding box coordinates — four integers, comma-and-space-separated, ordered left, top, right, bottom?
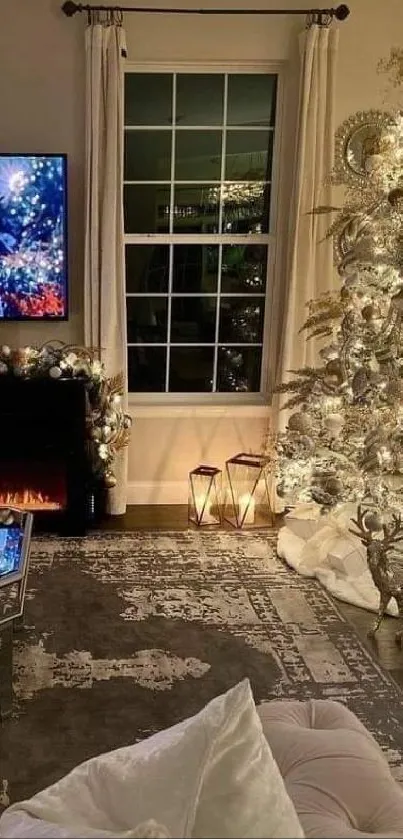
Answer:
126, 245, 170, 293
124, 74, 172, 125
172, 245, 219, 293
171, 297, 217, 343
217, 346, 262, 392
219, 296, 265, 343
128, 346, 167, 392
124, 71, 278, 394
222, 182, 270, 234
221, 245, 268, 293
124, 131, 171, 181
172, 185, 219, 233
127, 297, 168, 343
169, 347, 214, 392
225, 131, 273, 181
176, 75, 224, 125
175, 131, 222, 181
227, 74, 277, 127
124, 185, 170, 234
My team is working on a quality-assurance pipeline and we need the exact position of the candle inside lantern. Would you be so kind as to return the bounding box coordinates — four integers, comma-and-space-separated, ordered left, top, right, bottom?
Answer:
238, 492, 255, 525
195, 494, 216, 524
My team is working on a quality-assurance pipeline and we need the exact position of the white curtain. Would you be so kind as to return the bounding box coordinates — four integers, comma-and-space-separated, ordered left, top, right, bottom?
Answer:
84, 19, 128, 515
276, 23, 339, 425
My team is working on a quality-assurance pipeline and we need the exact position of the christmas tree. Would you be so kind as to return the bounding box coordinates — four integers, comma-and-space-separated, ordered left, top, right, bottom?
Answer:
276, 57, 403, 534
0, 155, 66, 317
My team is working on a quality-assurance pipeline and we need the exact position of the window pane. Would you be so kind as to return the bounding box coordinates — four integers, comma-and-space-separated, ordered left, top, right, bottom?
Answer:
173, 185, 219, 233
126, 245, 170, 293
124, 131, 171, 181
128, 346, 167, 392
225, 131, 273, 181
217, 346, 262, 392
172, 245, 219, 293
176, 74, 224, 125
221, 245, 268, 293
124, 74, 172, 126
171, 297, 217, 342
219, 297, 265, 343
127, 297, 168, 343
222, 182, 270, 234
124, 185, 170, 234
227, 74, 277, 127
169, 347, 214, 392
175, 131, 222, 181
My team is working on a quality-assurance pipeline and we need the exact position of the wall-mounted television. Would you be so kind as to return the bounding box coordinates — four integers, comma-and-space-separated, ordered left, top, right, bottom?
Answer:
0, 154, 68, 320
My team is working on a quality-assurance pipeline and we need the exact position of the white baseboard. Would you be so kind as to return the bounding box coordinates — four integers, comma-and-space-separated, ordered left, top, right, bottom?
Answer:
127, 480, 188, 505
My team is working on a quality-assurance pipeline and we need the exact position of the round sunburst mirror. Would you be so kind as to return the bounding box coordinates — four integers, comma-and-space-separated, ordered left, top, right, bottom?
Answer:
334, 110, 396, 184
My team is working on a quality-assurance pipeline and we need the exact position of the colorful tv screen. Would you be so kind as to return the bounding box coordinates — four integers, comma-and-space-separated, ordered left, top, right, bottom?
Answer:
0, 527, 24, 578
0, 154, 68, 319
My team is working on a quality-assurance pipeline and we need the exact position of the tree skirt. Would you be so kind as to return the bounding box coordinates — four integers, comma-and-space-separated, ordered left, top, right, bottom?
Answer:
1, 529, 403, 809
277, 505, 398, 617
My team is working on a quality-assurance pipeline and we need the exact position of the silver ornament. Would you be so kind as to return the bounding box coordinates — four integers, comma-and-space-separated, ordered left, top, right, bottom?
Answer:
1, 345, 11, 357
104, 471, 117, 488
324, 413, 344, 439
0, 362, 8, 375
288, 411, 312, 435
49, 365, 62, 379
363, 510, 383, 532
323, 476, 343, 496
385, 379, 403, 401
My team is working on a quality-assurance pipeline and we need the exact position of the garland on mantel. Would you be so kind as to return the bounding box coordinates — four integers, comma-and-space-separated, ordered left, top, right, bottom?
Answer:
0, 341, 132, 488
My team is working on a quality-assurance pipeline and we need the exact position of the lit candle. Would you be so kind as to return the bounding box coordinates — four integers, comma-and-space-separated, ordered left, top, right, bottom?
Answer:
195, 494, 215, 524
238, 493, 255, 525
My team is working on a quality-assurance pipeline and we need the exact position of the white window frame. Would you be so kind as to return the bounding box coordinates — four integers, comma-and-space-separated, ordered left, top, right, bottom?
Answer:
124, 59, 287, 408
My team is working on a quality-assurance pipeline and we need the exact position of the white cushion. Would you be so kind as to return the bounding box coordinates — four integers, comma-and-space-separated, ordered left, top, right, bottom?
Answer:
0, 680, 303, 839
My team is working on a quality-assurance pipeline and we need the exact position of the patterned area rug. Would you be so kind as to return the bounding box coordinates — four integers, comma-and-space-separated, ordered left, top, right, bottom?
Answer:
1, 529, 403, 807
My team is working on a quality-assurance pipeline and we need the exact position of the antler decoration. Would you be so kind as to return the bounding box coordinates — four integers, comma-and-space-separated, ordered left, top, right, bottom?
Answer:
350, 504, 403, 641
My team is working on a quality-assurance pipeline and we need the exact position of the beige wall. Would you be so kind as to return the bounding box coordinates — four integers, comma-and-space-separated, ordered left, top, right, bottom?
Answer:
0, 0, 402, 503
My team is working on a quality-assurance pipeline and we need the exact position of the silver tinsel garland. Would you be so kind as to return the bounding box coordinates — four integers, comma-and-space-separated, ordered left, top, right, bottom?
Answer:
0, 341, 132, 488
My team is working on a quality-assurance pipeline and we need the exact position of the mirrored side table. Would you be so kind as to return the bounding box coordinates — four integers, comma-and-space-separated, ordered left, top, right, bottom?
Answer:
0, 508, 33, 721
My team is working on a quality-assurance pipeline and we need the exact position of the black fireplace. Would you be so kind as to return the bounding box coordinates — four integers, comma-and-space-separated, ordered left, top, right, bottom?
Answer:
0, 378, 104, 535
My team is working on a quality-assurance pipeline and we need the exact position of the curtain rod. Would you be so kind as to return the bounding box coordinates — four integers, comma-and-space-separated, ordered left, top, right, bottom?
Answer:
61, 1, 350, 19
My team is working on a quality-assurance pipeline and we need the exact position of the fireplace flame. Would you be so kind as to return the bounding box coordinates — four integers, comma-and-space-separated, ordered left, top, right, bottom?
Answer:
0, 489, 63, 510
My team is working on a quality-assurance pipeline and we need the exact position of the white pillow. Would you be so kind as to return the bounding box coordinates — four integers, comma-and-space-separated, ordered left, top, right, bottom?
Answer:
0, 680, 303, 839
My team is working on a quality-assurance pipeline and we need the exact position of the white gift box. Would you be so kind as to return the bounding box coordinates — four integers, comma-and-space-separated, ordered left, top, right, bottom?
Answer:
284, 504, 325, 542
327, 537, 367, 576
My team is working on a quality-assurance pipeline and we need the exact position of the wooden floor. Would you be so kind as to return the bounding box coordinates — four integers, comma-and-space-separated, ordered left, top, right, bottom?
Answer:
100, 505, 403, 690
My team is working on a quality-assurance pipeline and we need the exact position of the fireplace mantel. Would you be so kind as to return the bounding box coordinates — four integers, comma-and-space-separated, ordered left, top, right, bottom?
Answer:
0, 377, 101, 535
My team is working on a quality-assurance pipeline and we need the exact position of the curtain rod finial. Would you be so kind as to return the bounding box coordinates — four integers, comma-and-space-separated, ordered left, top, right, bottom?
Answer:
62, 0, 80, 16
335, 4, 350, 20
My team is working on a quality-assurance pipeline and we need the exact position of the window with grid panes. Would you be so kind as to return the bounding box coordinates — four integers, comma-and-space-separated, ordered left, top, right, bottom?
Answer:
124, 70, 278, 394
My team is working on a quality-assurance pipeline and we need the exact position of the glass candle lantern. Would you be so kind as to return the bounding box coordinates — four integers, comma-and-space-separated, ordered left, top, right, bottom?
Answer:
224, 452, 274, 529
189, 466, 222, 527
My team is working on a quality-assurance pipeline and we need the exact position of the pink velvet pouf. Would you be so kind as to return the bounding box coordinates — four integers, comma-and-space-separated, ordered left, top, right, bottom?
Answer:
258, 699, 403, 838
